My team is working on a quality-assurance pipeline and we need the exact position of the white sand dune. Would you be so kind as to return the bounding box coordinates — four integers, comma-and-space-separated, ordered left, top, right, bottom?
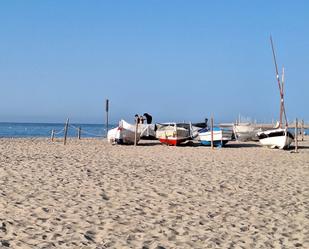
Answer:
0, 138, 308, 248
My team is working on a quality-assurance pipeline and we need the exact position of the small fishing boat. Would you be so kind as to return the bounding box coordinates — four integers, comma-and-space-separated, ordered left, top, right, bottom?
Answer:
140, 124, 156, 140
257, 128, 294, 149
233, 123, 260, 141
156, 123, 192, 146
107, 119, 139, 145
107, 119, 156, 144
198, 127, 233, 147
107, 127, 118, 143
257, 36, 293, 150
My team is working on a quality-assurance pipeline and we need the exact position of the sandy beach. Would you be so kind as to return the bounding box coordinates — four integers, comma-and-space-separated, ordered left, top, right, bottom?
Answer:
0, 138, 308, 248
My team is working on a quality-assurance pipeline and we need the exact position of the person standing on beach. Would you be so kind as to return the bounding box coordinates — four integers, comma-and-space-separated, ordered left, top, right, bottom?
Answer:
134, 114, 140, 124
143, 113, 152, 124
139, 115, 145, 124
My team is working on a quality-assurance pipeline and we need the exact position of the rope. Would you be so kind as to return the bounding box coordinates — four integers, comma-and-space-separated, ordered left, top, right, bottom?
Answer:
69, 124, 80, 130
53, 128, 65, 135
51, 124, 106, 138
80, 129, 104, 137
69, 124, 105, 137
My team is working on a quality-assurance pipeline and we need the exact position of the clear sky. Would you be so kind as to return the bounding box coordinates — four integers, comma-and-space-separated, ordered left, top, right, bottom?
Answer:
0, 1, 308, 124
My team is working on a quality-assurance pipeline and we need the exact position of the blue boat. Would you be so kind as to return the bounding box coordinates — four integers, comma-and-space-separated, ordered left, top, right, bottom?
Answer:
198, 127, 233, 147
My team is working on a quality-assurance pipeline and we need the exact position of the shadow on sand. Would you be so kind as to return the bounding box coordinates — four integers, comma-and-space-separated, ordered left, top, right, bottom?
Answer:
138, 140, 261, 148
225, 142, 261, 148
131, 139, 309, 150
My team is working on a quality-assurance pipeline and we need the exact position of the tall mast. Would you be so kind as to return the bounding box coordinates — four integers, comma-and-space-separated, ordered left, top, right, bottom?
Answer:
270, 36, 287, 128
281, 67, 288, 127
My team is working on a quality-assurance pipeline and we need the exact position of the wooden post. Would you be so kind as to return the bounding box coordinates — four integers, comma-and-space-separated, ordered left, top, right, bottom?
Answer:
64, 118, 69, 145
174, 123, 177, 147
105, 99, 109, 137
301, 120, 304, 141
211, 116, 214, 149
78, 127, 81, 140
220, 127, 223, 147
134, 116, 138, 146
294, 118, 298, 153
51, 129, 55, 142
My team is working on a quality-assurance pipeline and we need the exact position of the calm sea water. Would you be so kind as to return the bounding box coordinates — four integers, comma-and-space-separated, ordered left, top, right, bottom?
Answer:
0, 122, 307, 138
0, 122, 116, 138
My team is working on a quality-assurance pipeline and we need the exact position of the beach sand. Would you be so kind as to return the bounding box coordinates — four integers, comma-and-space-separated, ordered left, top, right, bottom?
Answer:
0, 138, 308, 248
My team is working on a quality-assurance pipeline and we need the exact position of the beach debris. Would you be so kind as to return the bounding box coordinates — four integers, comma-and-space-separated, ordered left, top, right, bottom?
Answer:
86, 168, 92, 176
0, 222, 7, 233
0, 240, 10, 247
42, 207, 49, 213
126, 234, 135, 242
240, 226, 250, 232
100, 190, 109, 201
84, 230, 95, 242
155, 246, 166, 249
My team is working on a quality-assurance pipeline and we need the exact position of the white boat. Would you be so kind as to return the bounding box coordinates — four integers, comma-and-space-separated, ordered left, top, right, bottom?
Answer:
257, 36, 294, 150
107, 120, 156, 145
257, 128, 294, 149
140, 124, 156, 139
233, 123, 260, 141
107, 127, 118, 144
198, 127, 233, 147
107, 120, 140, 145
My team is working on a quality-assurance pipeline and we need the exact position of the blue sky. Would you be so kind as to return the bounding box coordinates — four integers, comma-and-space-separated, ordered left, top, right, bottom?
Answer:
0, 1, 308, 124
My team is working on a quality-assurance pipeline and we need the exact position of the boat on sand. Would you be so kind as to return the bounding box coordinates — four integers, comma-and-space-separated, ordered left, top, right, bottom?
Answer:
198, 127, 233, 147
107, 120, 156, 145
233, 123, 260, 141
258, 36, 294, 150
257, 128, 294, 149
156, 123, 192, 146
156, 122, 204, 146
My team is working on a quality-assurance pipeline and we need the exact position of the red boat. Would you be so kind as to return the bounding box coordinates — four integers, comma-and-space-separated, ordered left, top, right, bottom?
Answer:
156, 123, 191, 146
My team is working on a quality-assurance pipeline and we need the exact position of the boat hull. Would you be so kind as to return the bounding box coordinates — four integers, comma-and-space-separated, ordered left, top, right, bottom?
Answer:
200, 140, 229, 147
258, 135, 293, 149
198, 129, 232, 147
257, 128, 294, 149
107, 120, 141, 145
233, 123, 260, 141
115, 128, 138, 145
159, 137, 189, 146
156, 124, 190, 146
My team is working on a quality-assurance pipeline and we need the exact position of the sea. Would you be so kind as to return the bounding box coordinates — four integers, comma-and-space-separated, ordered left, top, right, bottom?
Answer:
0, 122, 116, 138
0, 122, 307, 138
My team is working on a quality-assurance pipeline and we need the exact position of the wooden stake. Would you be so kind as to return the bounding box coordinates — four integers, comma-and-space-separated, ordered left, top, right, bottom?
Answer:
78, 127, 81, 140
64, 118, 69, 145
134, 116, 138, 146
105, 99, 109, 137
220, 129, 223, 147
174, 123, 177, 147
301, 120, 304, 141
294, 118, 298, 153
211, 116, 214, 149
51, 129, 55, 142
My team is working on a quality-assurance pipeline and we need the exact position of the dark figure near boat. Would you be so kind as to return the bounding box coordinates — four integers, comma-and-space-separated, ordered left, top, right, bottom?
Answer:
134, 114, 140, 124
143, 113, 152, 124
